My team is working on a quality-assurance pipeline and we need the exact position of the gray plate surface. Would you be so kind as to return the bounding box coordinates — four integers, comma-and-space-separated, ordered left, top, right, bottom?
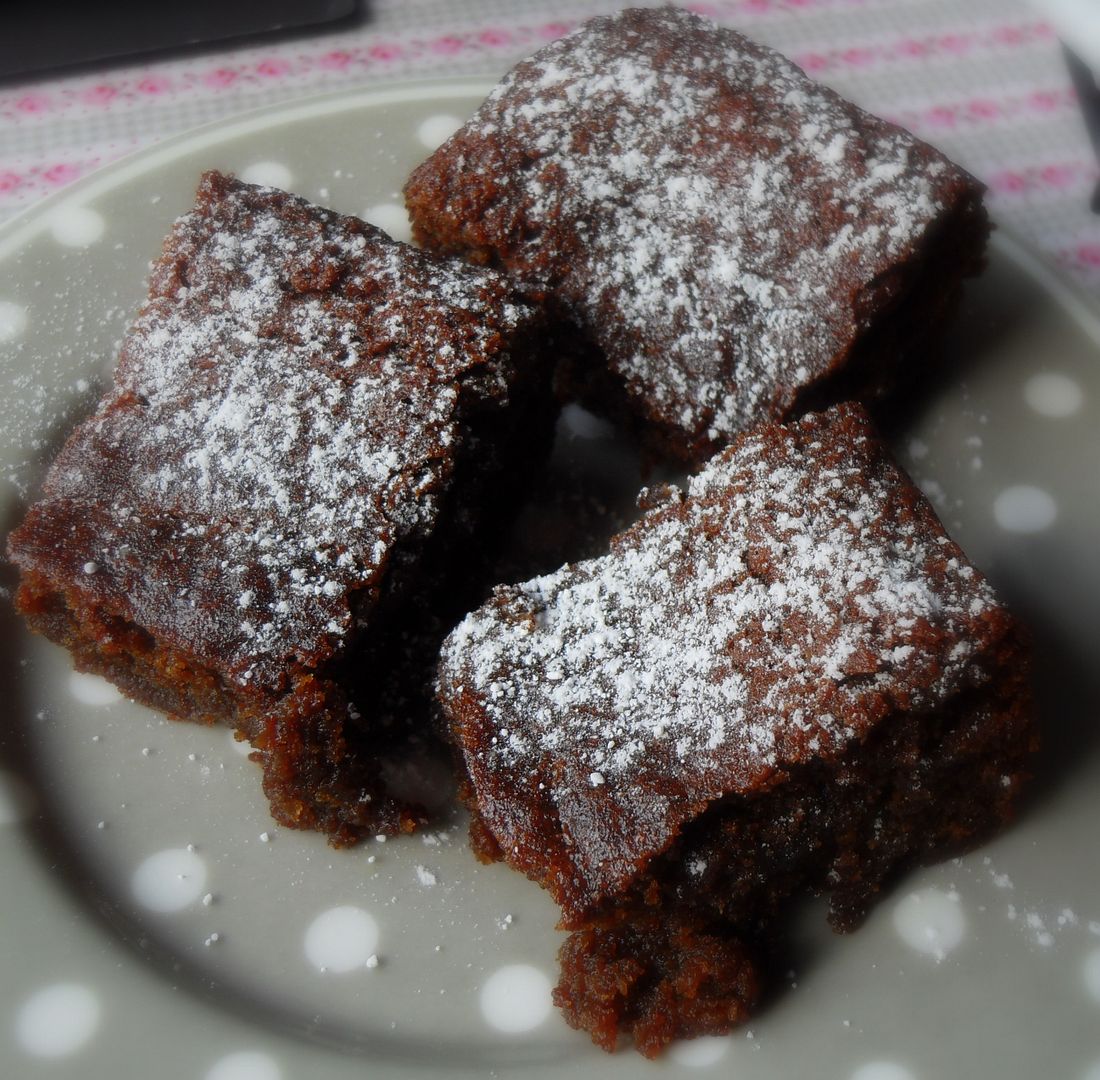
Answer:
0, 79, 1099, 1080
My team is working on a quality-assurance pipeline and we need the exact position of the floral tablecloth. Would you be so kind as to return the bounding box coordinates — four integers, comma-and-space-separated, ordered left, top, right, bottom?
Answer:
2, 0, 1098, 295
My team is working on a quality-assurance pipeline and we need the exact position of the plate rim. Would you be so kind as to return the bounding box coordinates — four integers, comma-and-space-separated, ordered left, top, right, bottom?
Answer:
0, 75, 498, 261
0, 74, 1097, 346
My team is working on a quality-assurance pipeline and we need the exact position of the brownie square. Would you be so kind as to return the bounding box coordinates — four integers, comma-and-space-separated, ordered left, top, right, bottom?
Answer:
8, 170, 552, 843
405, 7, 989, 466
437, 403, 1034, 1054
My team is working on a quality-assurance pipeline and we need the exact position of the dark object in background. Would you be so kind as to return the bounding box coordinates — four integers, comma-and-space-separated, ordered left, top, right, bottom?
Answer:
0, 0, 360, 81
1063, 47, 1100, 213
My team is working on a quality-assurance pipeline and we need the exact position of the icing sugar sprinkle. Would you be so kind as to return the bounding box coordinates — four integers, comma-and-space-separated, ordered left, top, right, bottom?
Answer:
440, 407, 1003, 893
23, 173, 531, 687
417, 7, 965, 446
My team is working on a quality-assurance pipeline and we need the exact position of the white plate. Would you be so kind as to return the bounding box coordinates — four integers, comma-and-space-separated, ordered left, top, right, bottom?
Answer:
1, 79, 1099, 1080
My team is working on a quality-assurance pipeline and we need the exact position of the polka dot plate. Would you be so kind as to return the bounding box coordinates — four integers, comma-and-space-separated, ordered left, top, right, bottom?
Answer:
1, 79, 1099, 1080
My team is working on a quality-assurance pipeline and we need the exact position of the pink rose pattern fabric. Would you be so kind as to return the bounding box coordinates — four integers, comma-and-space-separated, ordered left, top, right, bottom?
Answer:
1, 0, 1098, 293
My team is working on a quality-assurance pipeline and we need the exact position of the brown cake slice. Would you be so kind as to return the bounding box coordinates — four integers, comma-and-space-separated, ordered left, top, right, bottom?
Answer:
405, 7, 989, 466
7, 170, 552, 843
437, 403, 1034, 1055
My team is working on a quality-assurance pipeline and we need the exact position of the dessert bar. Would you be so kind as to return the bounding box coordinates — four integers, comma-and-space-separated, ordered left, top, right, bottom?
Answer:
8, 171, 552, 843
405, 7, 989, 466
437, 403, 1034, 1054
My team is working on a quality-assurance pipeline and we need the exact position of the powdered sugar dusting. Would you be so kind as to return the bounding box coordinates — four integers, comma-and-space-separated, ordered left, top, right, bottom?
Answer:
410, 8, 976, 453
12, 172, 533, 688
440, 406, 1006, 905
